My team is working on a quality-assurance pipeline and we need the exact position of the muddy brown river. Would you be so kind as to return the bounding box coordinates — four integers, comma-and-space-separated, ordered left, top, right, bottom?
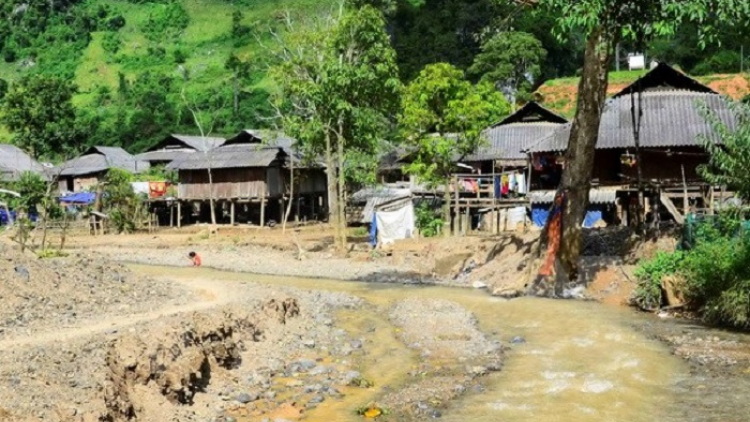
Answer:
131, 265, 730, 422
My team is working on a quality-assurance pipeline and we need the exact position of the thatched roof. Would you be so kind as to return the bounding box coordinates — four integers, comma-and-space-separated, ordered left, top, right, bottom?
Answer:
528, 91, 736, 153
0, 144, 48, 181
59, 146, 149, 177
167, 144, 286, 171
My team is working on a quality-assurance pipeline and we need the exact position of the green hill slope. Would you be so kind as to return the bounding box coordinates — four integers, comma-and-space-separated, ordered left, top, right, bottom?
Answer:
0, 0, 336, 148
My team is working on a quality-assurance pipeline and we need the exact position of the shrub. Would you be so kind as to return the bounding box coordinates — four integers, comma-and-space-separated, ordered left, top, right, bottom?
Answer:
634, 212, 750, 329
415, 203, 443, 238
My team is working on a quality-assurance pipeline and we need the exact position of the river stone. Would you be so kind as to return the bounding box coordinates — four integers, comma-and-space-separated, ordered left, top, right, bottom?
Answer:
511, 336, 526, 344
235, 392, 259, 404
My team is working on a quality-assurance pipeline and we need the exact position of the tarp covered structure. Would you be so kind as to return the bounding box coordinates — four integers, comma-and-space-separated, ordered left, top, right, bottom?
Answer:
369, 196, 416, 246
59, 192, 96, 205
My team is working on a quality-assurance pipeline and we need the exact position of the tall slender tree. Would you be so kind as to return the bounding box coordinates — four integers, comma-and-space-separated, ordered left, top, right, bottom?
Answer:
270, 5, 401, 250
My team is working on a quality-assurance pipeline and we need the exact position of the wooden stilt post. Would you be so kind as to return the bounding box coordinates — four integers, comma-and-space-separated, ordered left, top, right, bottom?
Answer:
464, 205, 470, 235
230, 201, 235, 226
681, 164, 689, 215
453, 175, 459, 236
260, 196, 266, 228
170, 204, 174, 227
177, 201, 182, 228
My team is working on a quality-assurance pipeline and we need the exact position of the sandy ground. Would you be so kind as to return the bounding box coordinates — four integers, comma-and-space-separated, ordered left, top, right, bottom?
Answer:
2, 226, 749, 422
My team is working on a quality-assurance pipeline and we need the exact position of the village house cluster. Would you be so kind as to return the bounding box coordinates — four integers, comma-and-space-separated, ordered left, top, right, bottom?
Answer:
0, 63, 739, 239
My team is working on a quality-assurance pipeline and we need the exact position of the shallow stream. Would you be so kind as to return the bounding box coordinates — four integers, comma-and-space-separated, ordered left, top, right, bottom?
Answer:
131, 265, 690, 422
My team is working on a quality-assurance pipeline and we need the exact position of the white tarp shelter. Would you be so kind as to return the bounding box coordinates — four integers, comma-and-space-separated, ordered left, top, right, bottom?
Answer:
373, 196, 415, 245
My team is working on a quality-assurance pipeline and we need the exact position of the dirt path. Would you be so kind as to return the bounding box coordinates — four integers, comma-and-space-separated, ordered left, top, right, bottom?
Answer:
0, 277, 230, 352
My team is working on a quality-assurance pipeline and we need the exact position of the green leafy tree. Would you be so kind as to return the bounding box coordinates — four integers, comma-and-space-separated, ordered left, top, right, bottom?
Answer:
698, 102, 750, 199
528, 0, 749, 283
400, 63, 510, 236
468, 31, 546, 105
0, 75, 80, 158
0, 78, 7, 100
271, 5, 401, 249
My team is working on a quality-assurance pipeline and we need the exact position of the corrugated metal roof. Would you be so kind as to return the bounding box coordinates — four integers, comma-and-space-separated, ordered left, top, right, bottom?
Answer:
0, 144, 47, 181
528, 91, 736, 153
59, 146, 149, 176
135, 149, 196, 163
226, 129, 296, 150
529, 189, 618, 204
466, 122, 564, 161
167, 144, 283, 170
169, 135, 226, 152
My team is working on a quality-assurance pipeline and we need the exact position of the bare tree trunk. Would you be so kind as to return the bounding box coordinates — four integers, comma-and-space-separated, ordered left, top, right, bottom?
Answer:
336, 126, 347, 251
282, 153, 294, 233
443, 183, 451, 238
324, 131, 339, 246
558, 28, 612, 282
59, 208, 69, 251
207, 153, 217, 226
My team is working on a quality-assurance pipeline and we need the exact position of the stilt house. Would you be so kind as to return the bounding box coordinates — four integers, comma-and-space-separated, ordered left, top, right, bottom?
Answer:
0, 144, 48, 182
167, 130, 327, 226
527, 62, 739, 225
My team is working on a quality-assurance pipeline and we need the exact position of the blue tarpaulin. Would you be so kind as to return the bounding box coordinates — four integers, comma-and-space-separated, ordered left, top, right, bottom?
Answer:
369, 211, 378, 247
0, 209, 16, 226
531, 205, 603, 228
59, 192, 96, 205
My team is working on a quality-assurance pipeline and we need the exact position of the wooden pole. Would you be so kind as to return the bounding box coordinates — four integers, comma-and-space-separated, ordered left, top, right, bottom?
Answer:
177, 201, 182, 228
681, 164, 689, 215
170, 204, 174, 227
230, 201, 235, 226
709, 186, 715, 215
453, 175, 459, 236
260, 191, 266, 228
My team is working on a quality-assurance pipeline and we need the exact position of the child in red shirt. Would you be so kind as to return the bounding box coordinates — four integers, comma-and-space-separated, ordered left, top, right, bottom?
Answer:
188, 251, 202, 267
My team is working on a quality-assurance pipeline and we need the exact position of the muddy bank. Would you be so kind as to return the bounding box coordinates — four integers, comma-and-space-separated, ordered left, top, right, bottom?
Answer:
633, 318, 750, 422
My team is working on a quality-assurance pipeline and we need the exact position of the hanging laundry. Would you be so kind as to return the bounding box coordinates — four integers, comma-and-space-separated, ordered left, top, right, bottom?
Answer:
516, 173, 527, 194
533, 155, 543, 171
494, 176, 501, 198
501, 174, 510, 195
470, 179, 479, 193
149, 181, 168, 198
463, 179, 473, 191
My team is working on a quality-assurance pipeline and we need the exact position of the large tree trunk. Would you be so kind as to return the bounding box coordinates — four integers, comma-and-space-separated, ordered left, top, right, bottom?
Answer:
558, 28, 612, 282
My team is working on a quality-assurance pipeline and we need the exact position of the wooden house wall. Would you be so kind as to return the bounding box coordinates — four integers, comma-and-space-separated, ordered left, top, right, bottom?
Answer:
619, 147, 708, 184
178, 168, 270, 200
297, 169, 327, 194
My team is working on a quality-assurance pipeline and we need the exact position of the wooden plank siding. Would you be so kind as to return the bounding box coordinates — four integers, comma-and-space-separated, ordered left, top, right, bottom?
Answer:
177, 167, 328, 200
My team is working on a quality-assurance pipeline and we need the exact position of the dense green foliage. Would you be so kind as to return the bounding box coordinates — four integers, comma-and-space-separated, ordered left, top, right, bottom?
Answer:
1, 0, 749, 156
401, 63, 509, 187
415, 202, 443, 237
102, 168, 141, 233
469, 31, 547, 103
634, 212, 750, 329
699, 102, 750, 199
0, 75, 81, 158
